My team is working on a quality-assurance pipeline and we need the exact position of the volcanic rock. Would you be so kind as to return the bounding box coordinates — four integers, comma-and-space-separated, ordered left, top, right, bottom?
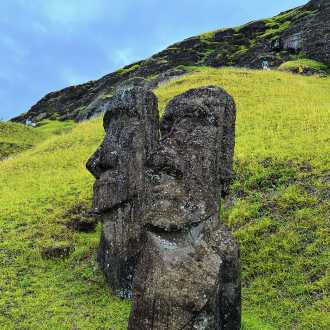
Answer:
86, 87, 159, 298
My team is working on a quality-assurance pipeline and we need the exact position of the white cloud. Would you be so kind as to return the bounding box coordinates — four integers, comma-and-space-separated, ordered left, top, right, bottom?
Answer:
36, 0, 106, 25
112, 48, 137, 67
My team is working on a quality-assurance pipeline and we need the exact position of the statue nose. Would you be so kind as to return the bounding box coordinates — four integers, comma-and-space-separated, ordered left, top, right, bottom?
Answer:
87, 147, 119, 178
86, 147, 103, 178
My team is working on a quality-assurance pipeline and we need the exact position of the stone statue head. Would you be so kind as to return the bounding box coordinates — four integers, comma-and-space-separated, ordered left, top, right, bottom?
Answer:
144, 86, 236, 231
161, 86, 236, 198
86, 87, 159, 213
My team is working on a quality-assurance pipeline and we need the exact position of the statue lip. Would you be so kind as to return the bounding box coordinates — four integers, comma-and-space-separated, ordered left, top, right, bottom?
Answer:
92, 198, 132, 216
95, 169, 123, 182
143, 211, 217, 233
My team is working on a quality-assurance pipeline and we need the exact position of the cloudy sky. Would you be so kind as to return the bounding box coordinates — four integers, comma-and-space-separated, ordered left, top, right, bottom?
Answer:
0, 0, 307, 120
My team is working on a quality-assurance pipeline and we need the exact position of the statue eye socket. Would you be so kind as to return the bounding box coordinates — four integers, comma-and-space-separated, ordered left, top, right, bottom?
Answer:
176, 115, 218, 129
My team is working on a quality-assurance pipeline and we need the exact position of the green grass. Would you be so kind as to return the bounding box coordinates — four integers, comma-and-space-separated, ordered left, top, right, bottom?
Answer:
156, 67, 330, 164
261, 21, 290, 39
279, 59, 329, 74
0, 122, 42, 159
1, 67, 329, 329
259, 7, 318, 41
0, 119, 131, 329
116, 63, 140, 76
36, 119, 76, 136
156, 67, 330, 329
0, 120, 76, 160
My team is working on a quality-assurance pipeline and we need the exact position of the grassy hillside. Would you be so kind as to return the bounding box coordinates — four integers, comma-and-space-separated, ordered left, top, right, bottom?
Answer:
156, 68, 330, 329
0, 68, 329, 329
0, 120, 75, 160
0, 122, 42, 159
279, 59, 329, 75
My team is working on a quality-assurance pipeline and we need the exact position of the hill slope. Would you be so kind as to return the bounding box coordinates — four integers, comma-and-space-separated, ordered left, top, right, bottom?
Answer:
1, 68, 329, 329
0, 120, 75, 160
11, 0, 330, 123
0, 122, 42, 160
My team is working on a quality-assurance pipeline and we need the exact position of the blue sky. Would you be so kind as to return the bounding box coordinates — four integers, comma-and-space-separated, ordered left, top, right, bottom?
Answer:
0, 0, 307, 120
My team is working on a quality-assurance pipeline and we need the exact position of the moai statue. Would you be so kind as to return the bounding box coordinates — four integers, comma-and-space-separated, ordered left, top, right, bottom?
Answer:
87, 86, 241, 329
128, 87, 240, 330
86, 87, 159, 298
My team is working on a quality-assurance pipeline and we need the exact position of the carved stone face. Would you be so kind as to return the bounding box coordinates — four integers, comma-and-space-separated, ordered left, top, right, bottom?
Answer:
128, 87, 240, 330
86, 87, 159, 213
86, 87, 240, 327
144, 86, 236, 231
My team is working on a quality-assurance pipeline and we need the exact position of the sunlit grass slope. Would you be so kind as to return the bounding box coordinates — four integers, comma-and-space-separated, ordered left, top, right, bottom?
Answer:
0, 122, 42, 159
0, 119, 131, 330
156, 67, 330, 165
0, 68, 329, 329
0, 120, 75, 159
156, 67, 330, 329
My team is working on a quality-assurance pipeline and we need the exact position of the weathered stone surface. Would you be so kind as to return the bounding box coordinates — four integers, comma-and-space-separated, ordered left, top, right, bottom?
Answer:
86, 87, 159, 297
129, 222, 240, 330
142, 87, 236, 232
87, 86, 240, 328
160, 87, 236, 199
128, 87, 240, 329
116, 77, 153, 90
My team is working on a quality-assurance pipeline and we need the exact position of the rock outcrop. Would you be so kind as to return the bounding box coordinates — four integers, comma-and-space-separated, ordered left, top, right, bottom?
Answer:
87, 86, 240, 329
12, 0, 330, 124
280, 0, 330, 65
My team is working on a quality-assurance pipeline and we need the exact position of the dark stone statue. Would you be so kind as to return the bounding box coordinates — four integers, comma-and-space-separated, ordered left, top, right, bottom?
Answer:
87, 86, 240, 329
86, 87, 159, 298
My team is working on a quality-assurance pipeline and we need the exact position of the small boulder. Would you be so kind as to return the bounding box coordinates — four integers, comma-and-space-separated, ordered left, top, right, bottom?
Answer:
65, 203, 98, 233
41, 245, 72, 259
